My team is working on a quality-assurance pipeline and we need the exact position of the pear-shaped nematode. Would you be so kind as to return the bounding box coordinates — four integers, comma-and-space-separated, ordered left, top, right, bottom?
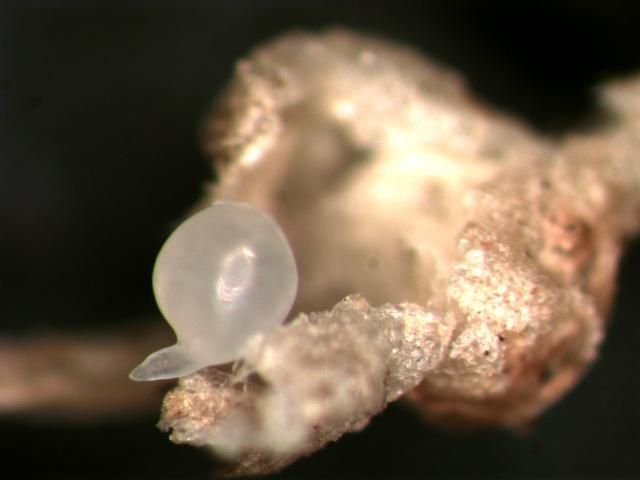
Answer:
129, 202, 298, 381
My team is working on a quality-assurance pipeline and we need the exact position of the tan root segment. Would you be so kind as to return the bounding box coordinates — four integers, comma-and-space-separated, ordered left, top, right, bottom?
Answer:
156, 29, 640, 474
0, 325, 173, 419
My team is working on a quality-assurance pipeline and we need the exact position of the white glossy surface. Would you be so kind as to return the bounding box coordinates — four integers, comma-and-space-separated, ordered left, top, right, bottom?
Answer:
130, 202, 298, 381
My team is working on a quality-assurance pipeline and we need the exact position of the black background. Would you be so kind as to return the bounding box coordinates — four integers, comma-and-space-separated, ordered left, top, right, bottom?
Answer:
1, 1, 639, 478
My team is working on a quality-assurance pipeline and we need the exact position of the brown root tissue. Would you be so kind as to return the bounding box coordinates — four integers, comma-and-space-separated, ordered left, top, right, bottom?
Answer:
160, 29, 640, 474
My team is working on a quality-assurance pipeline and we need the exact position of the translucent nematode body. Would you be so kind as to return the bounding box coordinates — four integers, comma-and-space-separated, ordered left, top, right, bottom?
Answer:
130, 202, 298, 381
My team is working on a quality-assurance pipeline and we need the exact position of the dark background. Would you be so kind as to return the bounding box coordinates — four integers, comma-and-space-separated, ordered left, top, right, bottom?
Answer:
1, 0, 639, 478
